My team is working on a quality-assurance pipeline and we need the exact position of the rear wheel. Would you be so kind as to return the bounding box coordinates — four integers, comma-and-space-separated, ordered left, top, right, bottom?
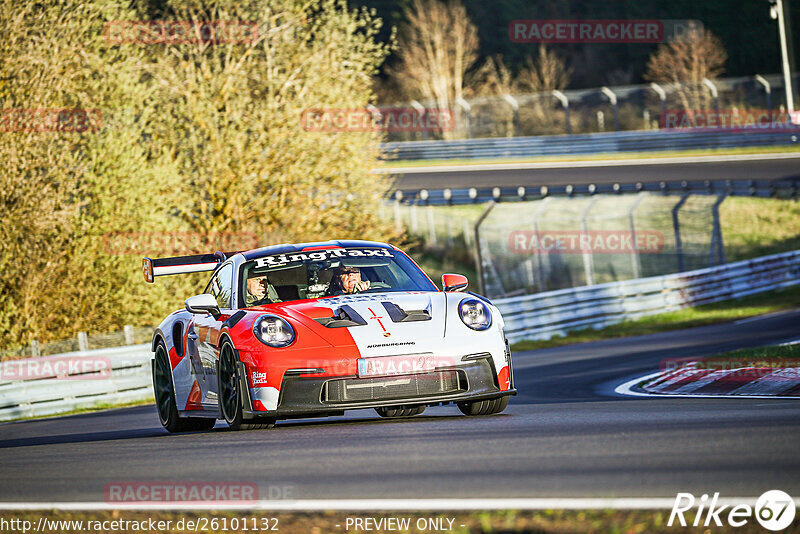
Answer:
375, 405, 426, 418
457, 395, 509, 416
218, 340, 275, 431
153, 342, 215, 433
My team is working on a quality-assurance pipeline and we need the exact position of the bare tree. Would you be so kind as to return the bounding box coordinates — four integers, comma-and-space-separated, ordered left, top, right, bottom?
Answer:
645, 26, 727, 114
516, 45, 571, 93
467, 55, 515, 96
389, 0, 479, 138
514, 45, 571, 134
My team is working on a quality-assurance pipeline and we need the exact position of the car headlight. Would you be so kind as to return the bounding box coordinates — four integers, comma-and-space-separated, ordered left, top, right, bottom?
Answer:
458, 298, 492, 331
253, 315, 295, 348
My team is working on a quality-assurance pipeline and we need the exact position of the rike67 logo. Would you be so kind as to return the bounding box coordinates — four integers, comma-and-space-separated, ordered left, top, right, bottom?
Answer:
669, 490, 796, 531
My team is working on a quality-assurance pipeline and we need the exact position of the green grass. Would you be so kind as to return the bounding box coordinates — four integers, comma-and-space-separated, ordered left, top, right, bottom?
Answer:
700, 343, 800, 366
379, 144, 800, 168
721, 197, 800, 261
511, 283, 800, 352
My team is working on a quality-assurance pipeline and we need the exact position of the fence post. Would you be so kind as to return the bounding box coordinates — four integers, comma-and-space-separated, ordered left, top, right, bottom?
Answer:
463, 219, 473, 247
710, 195, 727, 266
580, 197, 600, 285
703, 78, 720, 117
456, 97, 472, 139
393, 200, 402, 232
628, 192, 649, 279
474, 201, 496, 296
532, 197, 553, 291
427, 205, 437, 245
552, 90, 571, 134
31, 340, 40, 358
410, 100, 428, 140
78, 332, 89, 352
503, 94, 520, 137
755, 75, 772, 115
672, 195, 690, 272
650, 83, 667, 126
124, 325, 135, 345
601, 86, 620, 131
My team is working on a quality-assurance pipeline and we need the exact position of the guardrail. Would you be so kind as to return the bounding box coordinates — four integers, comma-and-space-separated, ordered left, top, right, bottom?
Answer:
382, 128, 799, 161
391, 179, 797, 205
494, 250, 800, 344
0, 344, 152, 421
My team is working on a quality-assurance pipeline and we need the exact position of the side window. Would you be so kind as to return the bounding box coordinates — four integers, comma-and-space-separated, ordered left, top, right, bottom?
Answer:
206, 263, 233, 309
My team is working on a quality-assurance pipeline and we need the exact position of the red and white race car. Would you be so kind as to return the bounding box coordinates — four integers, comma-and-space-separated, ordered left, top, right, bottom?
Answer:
145, 240, 514, 431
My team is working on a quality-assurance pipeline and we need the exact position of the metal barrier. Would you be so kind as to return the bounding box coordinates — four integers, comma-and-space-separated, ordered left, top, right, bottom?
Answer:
382, 128, 800, 161
0, 344, 152, 421
392, 179, 797, 206
494, 250, 800, 343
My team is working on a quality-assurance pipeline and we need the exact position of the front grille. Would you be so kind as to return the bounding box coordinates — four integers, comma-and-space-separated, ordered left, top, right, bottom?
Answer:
322, 369, 466, 403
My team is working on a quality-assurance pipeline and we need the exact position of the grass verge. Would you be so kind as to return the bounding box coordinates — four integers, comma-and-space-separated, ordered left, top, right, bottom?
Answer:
511, 283, 800, 352
0, 509, 747, 534
695, 343, 800, 366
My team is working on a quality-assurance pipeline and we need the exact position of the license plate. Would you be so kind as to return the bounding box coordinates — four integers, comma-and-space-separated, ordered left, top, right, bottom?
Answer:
357, 354, 439, 378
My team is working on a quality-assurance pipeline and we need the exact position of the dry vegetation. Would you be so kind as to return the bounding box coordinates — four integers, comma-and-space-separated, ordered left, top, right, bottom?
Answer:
0, 0, 398, 351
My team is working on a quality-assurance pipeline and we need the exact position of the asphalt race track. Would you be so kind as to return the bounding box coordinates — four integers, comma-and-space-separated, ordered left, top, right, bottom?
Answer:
391, 154, 800, 191
2, 310, 799, 503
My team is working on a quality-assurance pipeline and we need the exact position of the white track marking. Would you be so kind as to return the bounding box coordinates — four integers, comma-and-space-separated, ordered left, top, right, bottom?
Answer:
375, 152, 800, 174
3, 497, 799, 511
731, 368, 800, 395
614, 370, 800, 399
669, 370, 729, 394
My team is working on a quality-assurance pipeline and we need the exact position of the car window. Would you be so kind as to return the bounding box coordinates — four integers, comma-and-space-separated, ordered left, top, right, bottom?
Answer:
206, 263, 233, 309
239, 247, 437, 305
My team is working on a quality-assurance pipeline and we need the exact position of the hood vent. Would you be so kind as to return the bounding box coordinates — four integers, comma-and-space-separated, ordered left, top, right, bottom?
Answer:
315, 305, 368, 328
381, 301, 431, 323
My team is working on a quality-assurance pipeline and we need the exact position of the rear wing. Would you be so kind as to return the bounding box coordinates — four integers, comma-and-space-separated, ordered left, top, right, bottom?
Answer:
142, 251, 237, 283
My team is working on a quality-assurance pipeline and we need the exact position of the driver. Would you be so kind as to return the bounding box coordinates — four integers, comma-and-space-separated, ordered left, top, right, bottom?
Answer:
328, 265, 370, 295
245, 274, 280, 306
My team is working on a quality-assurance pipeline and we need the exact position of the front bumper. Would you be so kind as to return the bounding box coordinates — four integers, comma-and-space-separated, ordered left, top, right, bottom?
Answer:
242, 354, 515, 420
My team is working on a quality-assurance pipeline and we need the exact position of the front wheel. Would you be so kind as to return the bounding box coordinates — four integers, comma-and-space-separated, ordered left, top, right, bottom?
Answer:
152, 342, 215, 433
218, 340, 275, 431
457, 395, 509, 416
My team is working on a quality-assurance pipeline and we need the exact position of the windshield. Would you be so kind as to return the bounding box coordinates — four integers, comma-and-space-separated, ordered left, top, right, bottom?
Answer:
239, 247, 437, 306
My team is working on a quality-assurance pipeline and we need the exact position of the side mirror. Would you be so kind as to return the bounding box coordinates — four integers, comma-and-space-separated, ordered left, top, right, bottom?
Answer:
185, 294, 221, 319
442, 273, 468, 292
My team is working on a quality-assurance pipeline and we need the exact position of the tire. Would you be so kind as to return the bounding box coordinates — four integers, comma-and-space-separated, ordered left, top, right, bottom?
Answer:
457, 395, 509, 416
153, 342, 216, 433
375, 405, 426, 418
218, 339, 275, 431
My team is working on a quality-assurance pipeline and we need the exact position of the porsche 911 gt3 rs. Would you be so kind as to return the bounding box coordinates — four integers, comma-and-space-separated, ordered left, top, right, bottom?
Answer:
144, 240, 515, 431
